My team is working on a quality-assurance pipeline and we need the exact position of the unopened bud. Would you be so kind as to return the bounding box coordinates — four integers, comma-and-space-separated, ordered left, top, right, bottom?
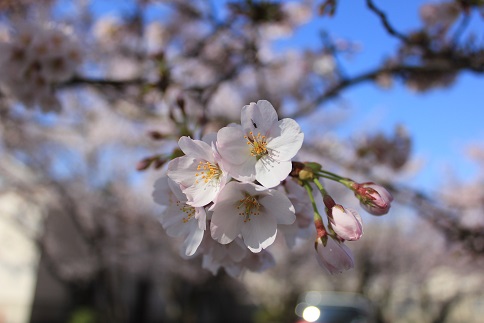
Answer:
314, 217, 327, 239
136, 158, 153, 171
153, 158, 166, 169
353, 182, 393, 216
330, 205, 363, 241
298, 169, 314, 181
323, 195, 336, 209
148, 131, 164, 140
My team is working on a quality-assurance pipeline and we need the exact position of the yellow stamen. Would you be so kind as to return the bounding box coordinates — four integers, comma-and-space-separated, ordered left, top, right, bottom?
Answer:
236, 193, 261, 223
244, 131, 268, 159
195, 161, 222, 184
177, 201, 196, 223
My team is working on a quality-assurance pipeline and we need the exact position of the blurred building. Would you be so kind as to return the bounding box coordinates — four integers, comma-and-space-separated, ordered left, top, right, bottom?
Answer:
0, 193, 41, 323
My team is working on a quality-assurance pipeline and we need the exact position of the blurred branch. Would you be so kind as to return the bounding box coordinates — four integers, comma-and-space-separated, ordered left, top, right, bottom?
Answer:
288, 59, 482, 119
62, 76, 146, 89
365, 0, 409, 43
390, 183, 484, 256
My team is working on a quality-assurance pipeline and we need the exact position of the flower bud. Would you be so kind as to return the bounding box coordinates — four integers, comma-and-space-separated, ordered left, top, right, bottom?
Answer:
315, 236, 354, 275
323, 194, 336, 209
304, 162, 322, 173
298, 169, 314, 181
136, 157, 153, 171
354, 182, 393, 216
330, 205, 363, 241
148, 130, 164, 140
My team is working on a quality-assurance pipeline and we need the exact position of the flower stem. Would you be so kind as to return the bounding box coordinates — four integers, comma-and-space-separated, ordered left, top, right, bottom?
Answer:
313, 178, 328, 197
303, 181, 327, 238
315, 170, 355, 189
317, 173, 342, 182
316, 169, 344, 180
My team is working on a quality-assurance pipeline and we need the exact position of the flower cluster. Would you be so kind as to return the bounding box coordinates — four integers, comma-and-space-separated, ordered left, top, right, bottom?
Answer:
0, 21, 82, 113
152, 100, 393, 276
153, 100, 303, 276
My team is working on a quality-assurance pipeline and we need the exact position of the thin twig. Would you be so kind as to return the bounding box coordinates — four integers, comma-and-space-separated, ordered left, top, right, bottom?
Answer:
365, 0, 409, 43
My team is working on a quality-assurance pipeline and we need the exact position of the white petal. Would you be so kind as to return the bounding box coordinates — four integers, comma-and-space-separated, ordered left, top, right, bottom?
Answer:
228, 157, 257, 183
195, 207, 207, 230
267, 118, 304, 161
152, 176, 171, 206
255, 159, 292, 188
183, 181, 218, 207
183, 225, 204, 256
241, 213, 277, 253
259, 190, 296, 225
167, 176, 188, 202
201, 132, 217, 145
210, 201, 243, 244
167, 156, 198, 187
178, 136, 214, 162
216, 125, 251, 165
241, 100, 278, 134
162, 206, 190, 237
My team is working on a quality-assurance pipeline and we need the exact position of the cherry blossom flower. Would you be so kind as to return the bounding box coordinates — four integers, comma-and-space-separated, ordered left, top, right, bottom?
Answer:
210, 181, 296, 252
315, 237, 354, 275
167, 136, 229, 207
216, 100, 303, 188
152, 175, 206, 256
330, 205, 363, 241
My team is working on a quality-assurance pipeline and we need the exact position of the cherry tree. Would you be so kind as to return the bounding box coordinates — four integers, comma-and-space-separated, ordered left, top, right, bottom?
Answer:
0, 0, 483, 322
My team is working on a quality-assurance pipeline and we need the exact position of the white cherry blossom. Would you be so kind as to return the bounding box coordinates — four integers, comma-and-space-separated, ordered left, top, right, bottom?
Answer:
167, 136, 229, 207
216, 100, 303, 188
210, 181, 296, 253
152, 175, 206, 256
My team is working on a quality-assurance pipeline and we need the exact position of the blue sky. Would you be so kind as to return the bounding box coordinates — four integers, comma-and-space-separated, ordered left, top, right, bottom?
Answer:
67, 0, 484, 191
279, 0, 484, 191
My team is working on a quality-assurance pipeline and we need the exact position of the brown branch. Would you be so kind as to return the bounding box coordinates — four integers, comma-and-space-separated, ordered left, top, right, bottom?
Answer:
390, 183, 484, 256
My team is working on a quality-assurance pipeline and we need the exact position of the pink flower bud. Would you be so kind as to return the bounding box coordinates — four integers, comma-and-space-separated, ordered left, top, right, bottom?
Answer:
354, 182, 393, 216
315, 237, 354, 275
330, 205, 363, 241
